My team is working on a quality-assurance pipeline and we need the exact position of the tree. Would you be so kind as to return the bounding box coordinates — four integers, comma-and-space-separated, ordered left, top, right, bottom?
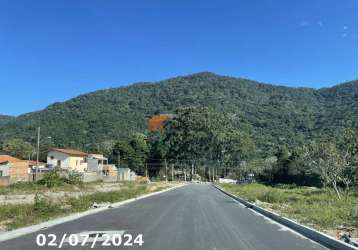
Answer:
110, 140, 135, 168
147, 131, 166, 177
110, 133, 149, 175
163, 107, 255, 179
164, 107, 216, 163
301, 142, 348, 199
128, 133, 149, 175
339, 128, 358, 192
2, 138, 34, 159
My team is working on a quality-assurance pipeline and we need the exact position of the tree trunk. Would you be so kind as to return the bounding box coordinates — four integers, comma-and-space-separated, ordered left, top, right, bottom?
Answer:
332, 181, 341, 200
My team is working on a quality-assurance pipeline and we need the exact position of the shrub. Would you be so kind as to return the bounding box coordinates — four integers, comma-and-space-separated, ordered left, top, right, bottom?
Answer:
33, 193, 58, 214
8, 182, 37, 190
66, 171, 83, 185
37, 169, 66, 187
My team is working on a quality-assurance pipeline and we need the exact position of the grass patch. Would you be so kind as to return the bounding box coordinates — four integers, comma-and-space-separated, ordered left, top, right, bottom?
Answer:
0, 182, 172, 231
218, 183, 358, 233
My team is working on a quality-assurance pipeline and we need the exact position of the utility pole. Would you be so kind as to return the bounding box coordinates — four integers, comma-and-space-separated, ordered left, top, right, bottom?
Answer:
208, 167, 211, 182
212, 167, 214, 182
191, 163, 194, 180
171, 164, 174, 182
35, 127, 40, 181
117, 151, 121, 167
145, 162, 148, 178
165, 159, 168, 182
184, 168, 186, 182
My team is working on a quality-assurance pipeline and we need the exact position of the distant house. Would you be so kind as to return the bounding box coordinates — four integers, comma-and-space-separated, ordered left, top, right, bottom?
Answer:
0, 155, 30, 186
47, 148, 88, 172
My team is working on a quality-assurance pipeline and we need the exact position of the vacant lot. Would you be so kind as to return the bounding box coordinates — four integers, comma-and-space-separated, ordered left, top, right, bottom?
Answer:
0, 182, 176, 231
218, 183, 358, 239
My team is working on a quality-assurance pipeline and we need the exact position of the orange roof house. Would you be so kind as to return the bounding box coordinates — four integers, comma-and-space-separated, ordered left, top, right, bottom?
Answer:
148, 114, 173, 132
0, 155, 23, 163
0, 155, 30, 185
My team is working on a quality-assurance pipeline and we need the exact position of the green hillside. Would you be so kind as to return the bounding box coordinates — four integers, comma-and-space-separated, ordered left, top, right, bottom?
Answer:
0, 115, 15, 126
0, 72, 357, 154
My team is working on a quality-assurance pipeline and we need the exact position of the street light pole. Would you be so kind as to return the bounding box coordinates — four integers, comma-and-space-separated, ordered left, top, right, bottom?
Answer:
165, 159, 168, 182
171, 164, 174, 182
35, 127, 40, 181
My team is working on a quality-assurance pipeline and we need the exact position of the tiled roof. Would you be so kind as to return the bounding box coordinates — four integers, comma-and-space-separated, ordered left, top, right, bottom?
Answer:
27, 160, 46, 165
50, 148, 88, 157
0, 155, 22, 163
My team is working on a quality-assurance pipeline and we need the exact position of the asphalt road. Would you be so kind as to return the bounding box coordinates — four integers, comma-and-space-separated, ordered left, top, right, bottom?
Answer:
0, 184, 327, 250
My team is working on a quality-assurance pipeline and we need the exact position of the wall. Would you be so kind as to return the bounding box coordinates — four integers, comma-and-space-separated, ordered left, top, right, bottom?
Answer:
9, 162, 29, 183
47, 151, 69, 168
82, 172, 101, 182
68, 156, 87, 172
0, 176, 10, 187
118, 168, 132, 181
47, 151, 87, 172
87, 157, 103, 172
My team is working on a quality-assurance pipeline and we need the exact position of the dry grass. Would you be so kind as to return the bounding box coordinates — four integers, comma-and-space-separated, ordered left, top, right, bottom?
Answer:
218, 183, 358, 239
0, 182, 174, 231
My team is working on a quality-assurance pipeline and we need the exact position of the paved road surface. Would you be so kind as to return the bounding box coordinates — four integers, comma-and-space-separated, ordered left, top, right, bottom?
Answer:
0, 184, 327, 250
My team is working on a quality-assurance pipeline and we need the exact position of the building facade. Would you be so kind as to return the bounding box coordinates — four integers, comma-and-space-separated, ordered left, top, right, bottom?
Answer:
47, 148, 88, 172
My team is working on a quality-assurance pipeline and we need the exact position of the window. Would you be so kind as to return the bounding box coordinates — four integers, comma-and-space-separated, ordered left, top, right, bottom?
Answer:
0, 170, 3, 177
50, 156, 54, 160
57, 160, 61, 167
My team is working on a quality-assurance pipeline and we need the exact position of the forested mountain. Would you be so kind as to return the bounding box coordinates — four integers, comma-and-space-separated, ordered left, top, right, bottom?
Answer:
0, 72, 357, 154
0, 115, 14, 126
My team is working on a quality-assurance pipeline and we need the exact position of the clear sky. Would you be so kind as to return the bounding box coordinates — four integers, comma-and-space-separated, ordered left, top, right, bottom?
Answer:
1, 0, 357, 116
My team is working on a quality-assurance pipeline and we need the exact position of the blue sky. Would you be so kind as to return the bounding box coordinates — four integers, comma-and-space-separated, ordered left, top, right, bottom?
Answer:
1, 0, 357, 116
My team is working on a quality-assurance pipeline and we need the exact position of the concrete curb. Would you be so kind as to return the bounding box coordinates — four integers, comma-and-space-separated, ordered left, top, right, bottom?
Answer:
0, 183, 186, 242
214, 185, 358, 250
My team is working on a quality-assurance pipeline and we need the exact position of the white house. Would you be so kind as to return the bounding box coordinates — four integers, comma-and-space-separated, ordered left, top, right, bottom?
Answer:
47, 148, 88, 173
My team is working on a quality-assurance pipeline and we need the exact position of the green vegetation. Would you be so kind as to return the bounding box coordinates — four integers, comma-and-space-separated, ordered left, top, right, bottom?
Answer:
110, 133, 149, 175
0, 72, 356, 156
0, 182, 171, 230
0, 72, 356, 234
0, 115, 14, 127
1, 138, 34, 159
218, 183, 358, 233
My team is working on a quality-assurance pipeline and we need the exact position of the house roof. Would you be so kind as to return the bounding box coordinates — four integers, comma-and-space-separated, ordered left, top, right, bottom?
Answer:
88, 154, 107, 160
27, 160, 46, 166
50, 148, 88, 157
0, 155, 22, 163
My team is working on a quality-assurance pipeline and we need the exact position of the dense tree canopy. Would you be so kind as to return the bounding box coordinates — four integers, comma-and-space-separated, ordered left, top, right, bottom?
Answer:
0, 72, 356, 154
1, 138, 34, 159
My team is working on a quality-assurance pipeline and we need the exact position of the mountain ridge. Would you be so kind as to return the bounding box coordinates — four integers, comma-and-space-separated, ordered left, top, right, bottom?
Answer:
0, 72, 357, 154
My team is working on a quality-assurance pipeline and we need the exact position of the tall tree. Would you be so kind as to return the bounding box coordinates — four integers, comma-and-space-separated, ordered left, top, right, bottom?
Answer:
2, 138, 34, 159
301, 142, 348, 199
163, 107, 255, 178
